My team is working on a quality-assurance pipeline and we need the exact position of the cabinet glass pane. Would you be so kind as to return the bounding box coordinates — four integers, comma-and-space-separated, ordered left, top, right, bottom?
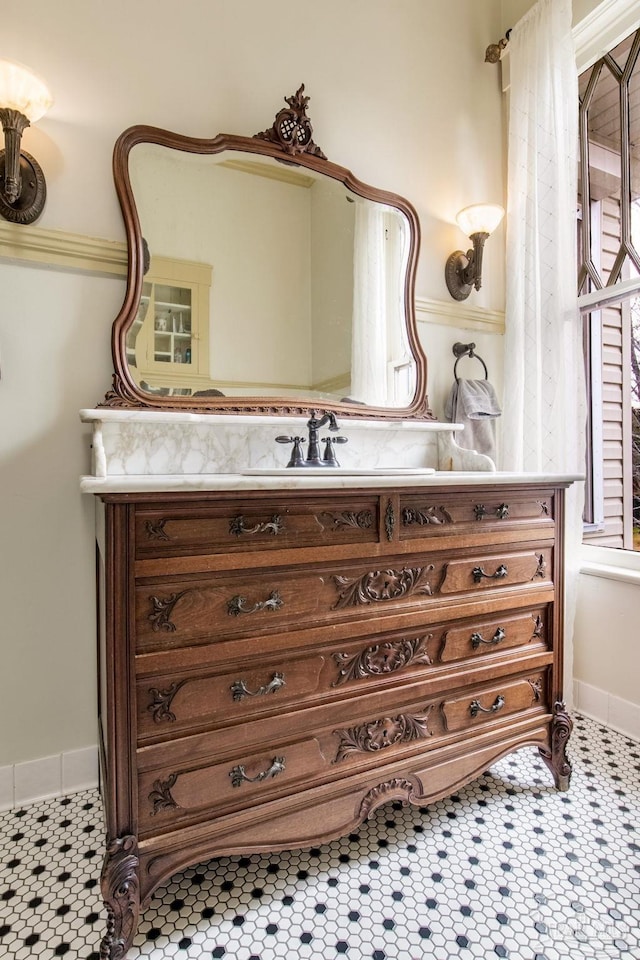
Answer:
153, 285, 192, 365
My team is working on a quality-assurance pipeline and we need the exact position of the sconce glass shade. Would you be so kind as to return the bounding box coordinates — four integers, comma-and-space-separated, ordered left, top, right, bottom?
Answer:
0, 59, 52, 121
456, 202, 504, 238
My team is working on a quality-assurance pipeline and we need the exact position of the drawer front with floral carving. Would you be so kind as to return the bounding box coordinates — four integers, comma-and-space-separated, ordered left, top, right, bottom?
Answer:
135, 544, 554, 653
441, 672, 549, 734
136, 658, 326, 740
135, 496, 380, 559
399, 491, 555, 540
138, 737, 327, 834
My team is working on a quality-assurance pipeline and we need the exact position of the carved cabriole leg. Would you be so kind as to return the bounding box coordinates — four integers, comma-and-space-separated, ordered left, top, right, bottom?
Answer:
539, 701, 573, 791
100, 835, 140, 960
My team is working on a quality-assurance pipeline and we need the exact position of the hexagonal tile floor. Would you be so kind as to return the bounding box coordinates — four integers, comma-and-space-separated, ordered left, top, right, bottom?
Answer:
0, 714, 638, 959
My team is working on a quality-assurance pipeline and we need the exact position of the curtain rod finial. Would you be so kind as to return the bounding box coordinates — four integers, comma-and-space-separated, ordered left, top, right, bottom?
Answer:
485, 33, 510, 63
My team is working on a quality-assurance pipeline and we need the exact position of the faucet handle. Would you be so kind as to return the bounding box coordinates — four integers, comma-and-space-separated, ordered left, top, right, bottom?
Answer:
322, 436, 348, 444
276, 435, 305, 468
321, 435, 348, 466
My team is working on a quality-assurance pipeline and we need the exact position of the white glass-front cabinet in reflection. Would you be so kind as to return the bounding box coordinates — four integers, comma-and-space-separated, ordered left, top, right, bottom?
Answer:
126, 256, 212, 392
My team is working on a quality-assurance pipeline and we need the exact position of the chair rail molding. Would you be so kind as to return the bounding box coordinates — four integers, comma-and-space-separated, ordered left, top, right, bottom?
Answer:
415, 296, 505, 334
0, 221, 127, 277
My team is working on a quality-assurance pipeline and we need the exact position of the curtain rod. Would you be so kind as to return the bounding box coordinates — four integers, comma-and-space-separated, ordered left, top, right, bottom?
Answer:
485, 29, 512, 63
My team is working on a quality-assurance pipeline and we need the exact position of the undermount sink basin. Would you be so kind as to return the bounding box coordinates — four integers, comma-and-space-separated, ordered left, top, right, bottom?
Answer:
242, 467, 436, 476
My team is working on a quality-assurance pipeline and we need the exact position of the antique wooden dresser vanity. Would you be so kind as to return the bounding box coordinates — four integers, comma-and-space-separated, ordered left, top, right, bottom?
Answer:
83, 88, 576, 958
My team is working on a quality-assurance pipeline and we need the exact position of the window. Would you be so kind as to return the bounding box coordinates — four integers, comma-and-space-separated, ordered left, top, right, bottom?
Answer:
578, 26, 640, 549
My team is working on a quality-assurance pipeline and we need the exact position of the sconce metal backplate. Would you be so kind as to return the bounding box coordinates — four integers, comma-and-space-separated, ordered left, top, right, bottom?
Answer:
445, 250, 474, 301
0, 149, 47, 225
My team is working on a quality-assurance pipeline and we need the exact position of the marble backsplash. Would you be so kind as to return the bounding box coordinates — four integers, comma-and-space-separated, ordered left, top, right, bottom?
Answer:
80, 410, 495, 478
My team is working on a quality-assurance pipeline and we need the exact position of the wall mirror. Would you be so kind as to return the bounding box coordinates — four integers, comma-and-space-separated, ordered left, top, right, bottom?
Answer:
104, 85, 432, 419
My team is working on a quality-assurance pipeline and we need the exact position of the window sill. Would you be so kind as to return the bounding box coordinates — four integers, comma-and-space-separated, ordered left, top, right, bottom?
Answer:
580, 544, 640, 585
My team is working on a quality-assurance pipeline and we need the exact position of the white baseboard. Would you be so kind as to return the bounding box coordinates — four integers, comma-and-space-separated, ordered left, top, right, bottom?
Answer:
0, 746, 99, 812
573, 680, 640, 741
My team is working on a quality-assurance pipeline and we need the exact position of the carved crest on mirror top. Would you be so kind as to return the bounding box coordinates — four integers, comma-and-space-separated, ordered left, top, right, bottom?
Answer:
103, 84, 432, 420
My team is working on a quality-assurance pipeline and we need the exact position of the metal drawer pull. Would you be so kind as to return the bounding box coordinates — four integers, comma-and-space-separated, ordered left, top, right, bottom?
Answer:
472, 564, 508, 583
227, 590, 283, 616
229, 514, 282, 536
473, 504, 510, 520
230, 756, 286, 788
470, 627, 506, 649
469, 694, 505, 718
231, 672, 286, 701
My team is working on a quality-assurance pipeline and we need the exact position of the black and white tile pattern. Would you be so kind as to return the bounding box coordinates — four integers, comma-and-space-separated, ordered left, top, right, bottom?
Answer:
1, 714, 638, 959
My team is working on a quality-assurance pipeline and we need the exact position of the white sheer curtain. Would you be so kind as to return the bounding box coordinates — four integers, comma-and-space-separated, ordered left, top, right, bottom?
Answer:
501, 0, 585, 706
351, 201, 388, 406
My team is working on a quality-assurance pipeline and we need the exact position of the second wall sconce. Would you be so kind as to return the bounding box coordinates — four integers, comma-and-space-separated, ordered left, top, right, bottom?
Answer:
445, 203, 504, 301
0, 59, 52, 225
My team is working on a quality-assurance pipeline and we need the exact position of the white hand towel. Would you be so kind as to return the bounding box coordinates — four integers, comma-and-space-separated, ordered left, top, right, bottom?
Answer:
444, 378, 501, 462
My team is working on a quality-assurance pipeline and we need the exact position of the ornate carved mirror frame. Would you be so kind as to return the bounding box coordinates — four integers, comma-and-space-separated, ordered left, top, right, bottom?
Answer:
104, 85, 432, 420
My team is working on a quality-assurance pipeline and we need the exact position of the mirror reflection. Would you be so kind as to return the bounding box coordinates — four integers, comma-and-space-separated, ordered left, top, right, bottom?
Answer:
126, 146, 416, 407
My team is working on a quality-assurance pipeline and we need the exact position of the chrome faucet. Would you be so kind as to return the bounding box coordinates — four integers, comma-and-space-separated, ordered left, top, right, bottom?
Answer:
276, 411, 348, 468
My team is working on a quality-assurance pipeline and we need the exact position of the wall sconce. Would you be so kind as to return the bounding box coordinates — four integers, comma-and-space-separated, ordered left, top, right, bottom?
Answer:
445, 203, 504, 301
0, 59, 52, 225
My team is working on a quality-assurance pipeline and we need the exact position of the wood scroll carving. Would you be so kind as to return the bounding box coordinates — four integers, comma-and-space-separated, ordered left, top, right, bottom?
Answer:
539, 701, 573, 791
320, 510, 373, 530
384, 499, 395, 540
402, 505, 453, 526
333, 637, 431, 685
253, 83, 327, 158
334, 709, 432, 762
359, 778, 417, 819
149, 774, 179, 815
144, 519, 171, 541
149, 591, 188, 632
147, 680, 187, 723
332, 565, 436, 609
100, 835, 140, 960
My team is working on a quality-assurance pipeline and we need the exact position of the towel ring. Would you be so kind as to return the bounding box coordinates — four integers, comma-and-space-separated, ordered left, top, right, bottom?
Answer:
452, 341, 488, 382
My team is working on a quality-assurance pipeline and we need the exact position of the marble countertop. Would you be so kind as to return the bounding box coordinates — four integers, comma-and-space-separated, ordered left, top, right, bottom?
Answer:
80, 470, 583, 494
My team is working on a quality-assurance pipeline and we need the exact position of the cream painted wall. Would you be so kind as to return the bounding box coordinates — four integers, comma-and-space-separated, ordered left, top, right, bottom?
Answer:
573, 573, 639, 707
0, 0, 506, 767
0, 265, 122, 761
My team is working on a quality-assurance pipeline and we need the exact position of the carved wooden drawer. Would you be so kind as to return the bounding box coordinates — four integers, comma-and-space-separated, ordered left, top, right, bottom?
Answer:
399, 490, 555, 539
136, 658, 326, 741
441, 671, 549, 734
135, 545, 553, 654
437, 606, 549, 664
135, 495, 380, 558
135, 604, 550, 741
439, 547, 552, 594
138, 736, 327, 834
